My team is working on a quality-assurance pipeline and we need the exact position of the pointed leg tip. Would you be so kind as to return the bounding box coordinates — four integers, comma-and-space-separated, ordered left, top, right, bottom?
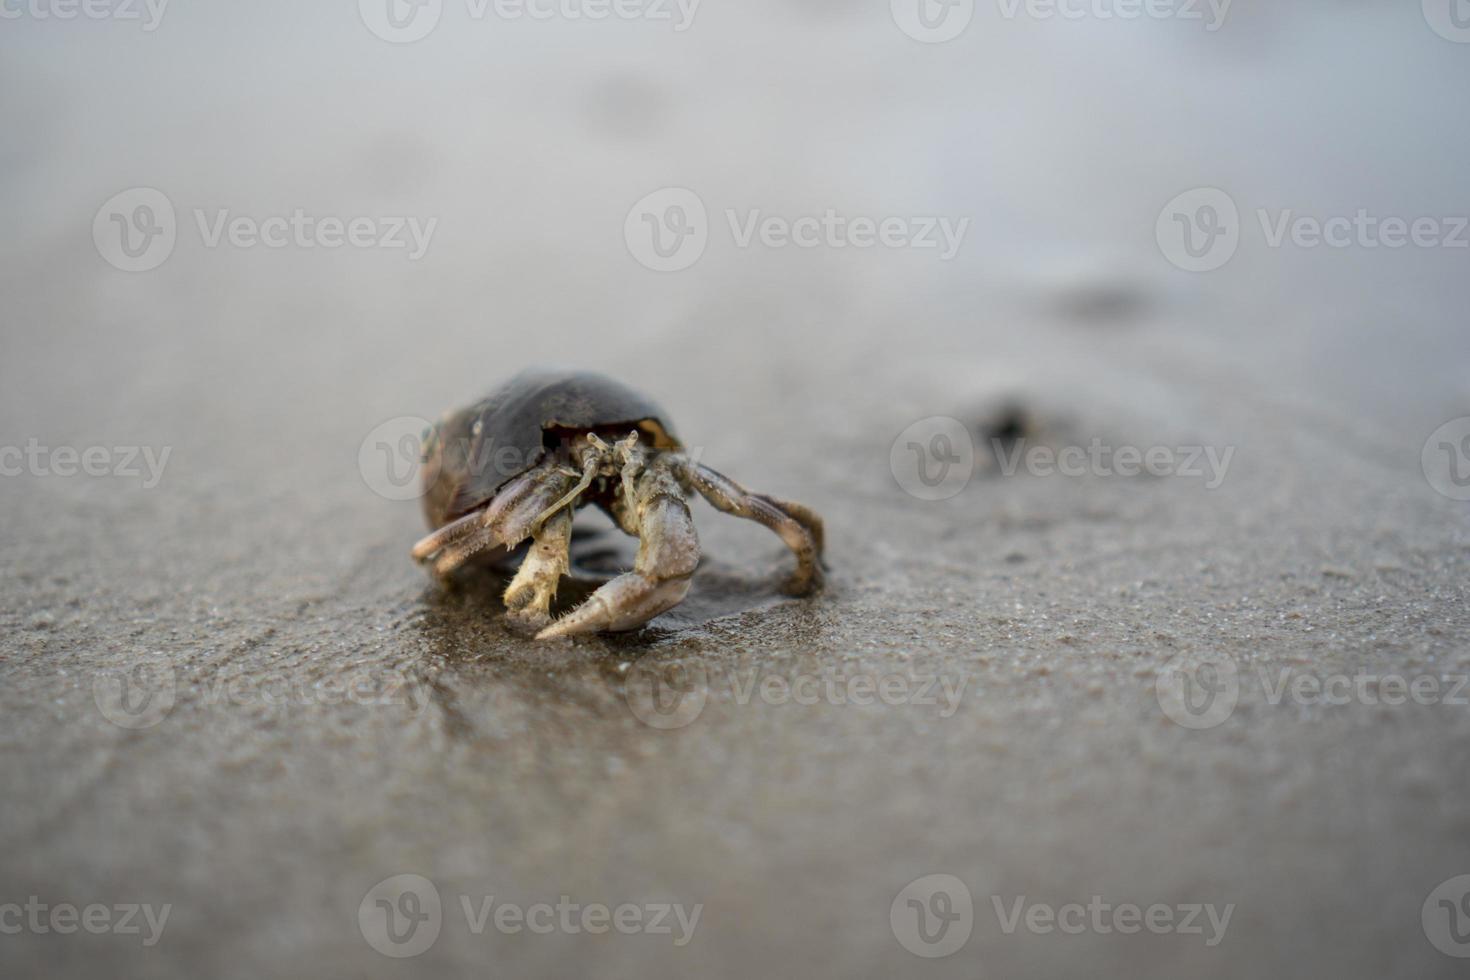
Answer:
780, 569, 823, 596
534, 596, 615, 640
534, 621, 578, 641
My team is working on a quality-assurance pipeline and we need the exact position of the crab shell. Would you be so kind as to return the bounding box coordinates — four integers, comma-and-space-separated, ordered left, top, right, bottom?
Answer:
419, 368, 682, 530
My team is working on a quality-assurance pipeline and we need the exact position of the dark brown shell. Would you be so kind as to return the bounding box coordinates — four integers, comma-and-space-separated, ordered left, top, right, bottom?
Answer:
420, 368, 681, 529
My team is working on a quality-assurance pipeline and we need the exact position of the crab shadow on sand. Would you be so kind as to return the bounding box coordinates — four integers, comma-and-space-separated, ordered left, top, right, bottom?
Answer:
402, 522, 827, 743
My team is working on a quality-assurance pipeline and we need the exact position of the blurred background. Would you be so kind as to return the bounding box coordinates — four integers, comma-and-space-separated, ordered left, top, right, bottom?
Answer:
2, 1, 1469, 978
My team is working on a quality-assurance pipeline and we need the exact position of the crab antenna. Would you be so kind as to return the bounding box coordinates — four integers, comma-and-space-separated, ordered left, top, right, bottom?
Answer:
531, 450, 599, 532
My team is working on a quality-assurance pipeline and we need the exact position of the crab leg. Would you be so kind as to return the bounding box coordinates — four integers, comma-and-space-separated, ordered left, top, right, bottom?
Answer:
681, 461, 825, 595
530, 448, 601, 533
410, 508, 489, 563
414, 462, 578, 580
501, 507, 573, 633
536, 456, 699, 639
429, 525, 501, 578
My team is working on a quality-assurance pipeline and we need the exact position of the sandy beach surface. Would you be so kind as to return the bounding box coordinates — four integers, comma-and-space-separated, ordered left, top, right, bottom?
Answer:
3, 2, 1469, 977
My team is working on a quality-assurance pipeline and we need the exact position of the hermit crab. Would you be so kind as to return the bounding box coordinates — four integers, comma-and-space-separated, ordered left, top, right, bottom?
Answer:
411, 369, 825, 639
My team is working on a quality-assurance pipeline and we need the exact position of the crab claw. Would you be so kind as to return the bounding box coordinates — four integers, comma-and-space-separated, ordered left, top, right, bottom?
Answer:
536, 491, 698, 640
535, 569, 692, 640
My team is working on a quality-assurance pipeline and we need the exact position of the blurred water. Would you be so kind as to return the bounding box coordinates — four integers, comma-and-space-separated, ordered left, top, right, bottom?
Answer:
2, 0, 1467, 447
